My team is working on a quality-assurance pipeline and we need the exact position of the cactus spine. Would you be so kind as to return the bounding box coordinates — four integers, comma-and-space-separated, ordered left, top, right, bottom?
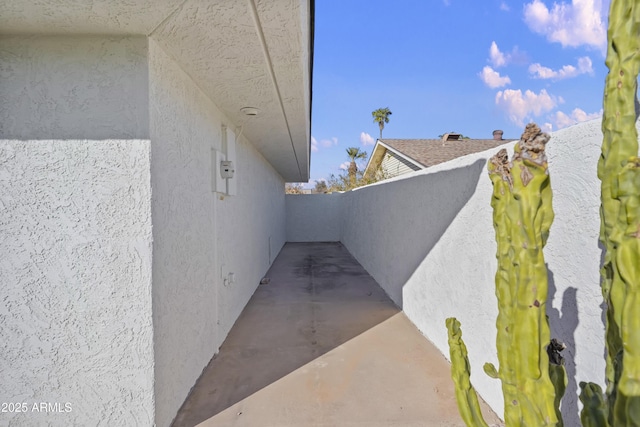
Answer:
446, 123, 563, 426
578, 0, 640, 425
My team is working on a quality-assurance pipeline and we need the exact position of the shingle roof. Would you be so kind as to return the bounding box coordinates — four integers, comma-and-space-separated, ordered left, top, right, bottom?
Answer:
380, 138, 512, 168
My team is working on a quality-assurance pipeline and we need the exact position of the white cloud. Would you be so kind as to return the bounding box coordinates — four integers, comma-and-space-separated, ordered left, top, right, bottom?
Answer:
487, 41, 529, 67
523, 0, 606, 51
339, 161, 350, 171
541, 122, 554, 133
490, 42, 507, 68
529, 56, 593, 80
495, 88, 558, 126
577, 56, 594, 73
500, 1, 510, 11
321, 137, 338, 148
479, 66, 512, 88
312, 136, 337, 151
360, 132, 375, 146
553, 107, 602, 129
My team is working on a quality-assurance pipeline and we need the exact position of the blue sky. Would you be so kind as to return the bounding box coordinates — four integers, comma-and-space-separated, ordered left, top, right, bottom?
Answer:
305, 0, 610, 186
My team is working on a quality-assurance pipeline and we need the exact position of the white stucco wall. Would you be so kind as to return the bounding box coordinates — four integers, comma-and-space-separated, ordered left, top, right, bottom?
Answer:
215, 135, 286, 340
286, 119, 608, 423
148, 39, 286, 427
286, 194, 343, 242
149, 39, 219, 427
0, 140, 154, 427
0, 35, 155, 426
2, 34, 288, 427
0, 36, 149, 140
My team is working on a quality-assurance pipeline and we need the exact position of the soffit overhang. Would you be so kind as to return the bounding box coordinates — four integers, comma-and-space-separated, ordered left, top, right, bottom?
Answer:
0, 0, 312, 181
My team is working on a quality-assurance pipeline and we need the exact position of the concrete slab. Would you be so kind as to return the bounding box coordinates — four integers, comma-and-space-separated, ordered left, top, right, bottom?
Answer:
171, 242, 502, 427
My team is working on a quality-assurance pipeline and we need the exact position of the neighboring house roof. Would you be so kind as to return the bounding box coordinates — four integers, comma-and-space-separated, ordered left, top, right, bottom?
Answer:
364, 136, 512, 179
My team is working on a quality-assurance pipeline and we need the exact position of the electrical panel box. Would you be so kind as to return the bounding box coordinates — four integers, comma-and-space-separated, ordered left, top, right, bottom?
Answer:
220, 160, 234, 179
211, 149, 227, 194
225, 128, 237, 196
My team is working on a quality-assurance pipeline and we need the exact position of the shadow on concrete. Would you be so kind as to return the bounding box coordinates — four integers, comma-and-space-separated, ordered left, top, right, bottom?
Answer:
171, 242, 400, 427
547, 266, 580, 426
340, 158, 486, 307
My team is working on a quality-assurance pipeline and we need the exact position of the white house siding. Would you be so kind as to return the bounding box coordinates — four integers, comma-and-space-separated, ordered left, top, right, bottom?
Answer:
286, 118, 608, 424
0, 37, 154, 426
380, 150, 421, 178
148, 39, 286, 427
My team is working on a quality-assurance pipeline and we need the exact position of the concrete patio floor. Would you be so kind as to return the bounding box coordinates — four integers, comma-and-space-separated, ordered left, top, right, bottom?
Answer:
172, 242, 501, 427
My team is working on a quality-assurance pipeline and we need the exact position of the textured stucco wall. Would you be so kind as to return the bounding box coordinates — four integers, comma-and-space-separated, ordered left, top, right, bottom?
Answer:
148, 39, 286, 427
149, 39, 219, 427
286, 194, 343, 242
0, 36, 149, 140
0, 139, 154, 427
215, 136, 286, 340
287, 119, 609, 422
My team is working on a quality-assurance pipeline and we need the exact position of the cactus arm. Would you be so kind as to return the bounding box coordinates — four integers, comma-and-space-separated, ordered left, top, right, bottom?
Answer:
615, 161, 640, 398
548, 339, 567, 427
488, 150, 522, 425
487, 126, 559, 426
612, 161, 640, 426
579, 382, 611, 427
597, 1, 640, 425
445, 318, 490, 427
599, 0, 640, 415
508, 126, 558, 426
549, 364, 566, 427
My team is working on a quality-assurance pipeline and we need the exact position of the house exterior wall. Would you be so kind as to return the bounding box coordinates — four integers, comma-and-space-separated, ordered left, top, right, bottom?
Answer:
286, 194, 343, 242
148, 39, 220, 427
1, 35, 288, 427
0, 139, 154, 427
380, 150, 421, 178
215, 133, 287, 340
148, 39, 286, 427
286, 119, 607, 423
0, 36, 149, 140
0, 36, 155, 427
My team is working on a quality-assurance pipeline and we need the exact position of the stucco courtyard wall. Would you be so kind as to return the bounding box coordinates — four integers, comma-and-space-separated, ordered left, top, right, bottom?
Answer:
286, 119, 607, 422
148, 39, 286, 427
0, 37, 154, 426
286, 193, 343, 242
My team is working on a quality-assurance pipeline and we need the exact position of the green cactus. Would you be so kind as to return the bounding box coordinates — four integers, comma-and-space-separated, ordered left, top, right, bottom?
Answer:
446, 318, 490, 427
446, 123, 564, 426
578, 0, 640, 425
579, 382, 610, 427
446, 3, 640, 425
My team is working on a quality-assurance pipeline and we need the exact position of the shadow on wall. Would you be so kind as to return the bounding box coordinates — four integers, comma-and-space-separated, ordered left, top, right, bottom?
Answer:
341, 158, 486, 307
547, 266, 580, 426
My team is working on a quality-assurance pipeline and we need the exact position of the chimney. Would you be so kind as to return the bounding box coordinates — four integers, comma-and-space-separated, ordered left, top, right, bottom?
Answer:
492, 130, 504, 140
441, 132, 461, 142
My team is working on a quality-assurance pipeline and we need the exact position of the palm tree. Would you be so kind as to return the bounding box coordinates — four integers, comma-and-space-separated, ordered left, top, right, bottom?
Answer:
372, 107, 392, 139
346, 147, 367, 186
314, 180, 328, 193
